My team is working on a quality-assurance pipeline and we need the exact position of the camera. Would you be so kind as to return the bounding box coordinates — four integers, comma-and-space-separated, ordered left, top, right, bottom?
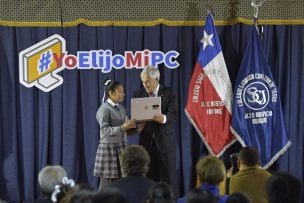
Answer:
229, 153, 239, 175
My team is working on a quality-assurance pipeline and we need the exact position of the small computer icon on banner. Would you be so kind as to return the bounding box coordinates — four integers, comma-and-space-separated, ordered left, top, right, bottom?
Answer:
19, 34, 66, 92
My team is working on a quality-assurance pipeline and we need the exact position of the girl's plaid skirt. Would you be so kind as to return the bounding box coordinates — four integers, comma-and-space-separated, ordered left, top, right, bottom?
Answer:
94, 142, 125, 178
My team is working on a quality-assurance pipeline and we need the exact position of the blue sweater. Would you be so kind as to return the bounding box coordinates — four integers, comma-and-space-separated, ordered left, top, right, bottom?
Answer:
96, 102, 128, 144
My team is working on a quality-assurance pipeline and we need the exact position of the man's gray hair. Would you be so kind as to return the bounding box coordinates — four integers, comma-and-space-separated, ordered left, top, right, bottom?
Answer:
38, 165, 67, 195
140, 66, 160, 81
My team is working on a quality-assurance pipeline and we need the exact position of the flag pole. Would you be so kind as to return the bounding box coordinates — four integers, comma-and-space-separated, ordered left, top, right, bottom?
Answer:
251, 0, 266, 38
207, 4, 214, 16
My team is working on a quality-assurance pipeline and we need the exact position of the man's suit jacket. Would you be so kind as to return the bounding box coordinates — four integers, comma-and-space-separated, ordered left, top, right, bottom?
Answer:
108, 175, 154, 203
134, 84, 177, 153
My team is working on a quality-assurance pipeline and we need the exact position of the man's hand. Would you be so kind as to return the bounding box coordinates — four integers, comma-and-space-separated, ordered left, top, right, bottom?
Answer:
121, 119, 136, 131
152, 114, 165, 123
227, 167, 234, 178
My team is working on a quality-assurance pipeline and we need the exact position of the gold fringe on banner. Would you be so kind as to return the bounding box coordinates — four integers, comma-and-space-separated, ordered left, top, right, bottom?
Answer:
0, 0, 303, 27
1, 19, 304, 27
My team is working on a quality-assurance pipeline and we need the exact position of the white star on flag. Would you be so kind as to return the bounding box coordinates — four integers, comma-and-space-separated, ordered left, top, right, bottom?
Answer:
201, 30, 214, 50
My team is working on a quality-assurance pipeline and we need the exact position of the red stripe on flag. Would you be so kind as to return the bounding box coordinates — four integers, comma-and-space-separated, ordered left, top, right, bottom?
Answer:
185, 62, 235, 156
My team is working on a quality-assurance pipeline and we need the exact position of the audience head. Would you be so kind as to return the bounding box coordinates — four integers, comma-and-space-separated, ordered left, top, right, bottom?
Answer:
38, 165, 67, 196
146, 182, 175, 203
69, 190, 94, 203
92, 187, 128, 203
226, 192, 250, 203
140, 66, 160, 94
72, 183, 94, 192
120, 145, 150, 176
51, 177, 75, 203
266, 172, 302, 203
185, 188, 217, 203
237, 147, 259, 168
60, 183, 94, 203
196, 156, 226, 185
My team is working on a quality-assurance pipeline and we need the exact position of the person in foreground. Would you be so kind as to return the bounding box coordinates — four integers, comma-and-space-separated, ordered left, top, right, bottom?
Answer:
36, 165, 67, 203
185, 188, 217, 203
266, 171, 302, 203
94, 79, 144, 190
178, 156, 228, 203
92, 187, 128, 203
229, 147, 271, 203
133, 66, 178, 192
108, 145, 154, 203
226, 192, 250, 203
146, 182, 175, 203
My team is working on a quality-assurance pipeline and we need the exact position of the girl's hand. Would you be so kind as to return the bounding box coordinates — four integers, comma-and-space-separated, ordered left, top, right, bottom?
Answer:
121, 119, 136, 131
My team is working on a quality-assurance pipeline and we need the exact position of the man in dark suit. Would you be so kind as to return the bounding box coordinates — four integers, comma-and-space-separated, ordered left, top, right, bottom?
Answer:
134, 66, 177, 191
108, 145, 154, 203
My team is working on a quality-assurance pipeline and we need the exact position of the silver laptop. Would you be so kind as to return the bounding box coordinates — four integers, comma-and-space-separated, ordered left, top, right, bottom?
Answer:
131, 97, 161, 121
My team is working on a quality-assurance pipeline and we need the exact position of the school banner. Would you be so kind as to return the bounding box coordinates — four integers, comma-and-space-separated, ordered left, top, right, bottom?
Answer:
231, 27, 291, 167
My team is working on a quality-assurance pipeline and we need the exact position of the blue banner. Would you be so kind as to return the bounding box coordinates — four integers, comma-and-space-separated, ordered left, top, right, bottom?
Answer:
231, 27, 291, 168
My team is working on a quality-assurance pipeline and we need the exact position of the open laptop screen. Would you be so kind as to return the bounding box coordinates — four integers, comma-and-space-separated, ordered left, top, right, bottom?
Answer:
131, 97, 161, 121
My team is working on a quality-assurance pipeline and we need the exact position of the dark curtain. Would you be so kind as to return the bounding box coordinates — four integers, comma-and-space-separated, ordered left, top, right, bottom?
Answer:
0, 24, 303, 202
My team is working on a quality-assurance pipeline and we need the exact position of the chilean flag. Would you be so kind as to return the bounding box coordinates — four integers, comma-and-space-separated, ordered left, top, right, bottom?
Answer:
185, 13, 235, 156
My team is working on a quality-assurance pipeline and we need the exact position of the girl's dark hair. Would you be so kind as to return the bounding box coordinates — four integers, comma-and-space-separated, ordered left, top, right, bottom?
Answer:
266, 172, 302, 203
53, 183, 73, 203
104, 79, 122, 96
70, 190, 94, 203
185, 188, 217, 203
146, 182, 175, 203
226, 192, 250, 203
92, 187, 128, 203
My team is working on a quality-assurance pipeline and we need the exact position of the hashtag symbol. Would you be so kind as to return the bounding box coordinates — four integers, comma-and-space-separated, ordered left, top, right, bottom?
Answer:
38, 50, 52, 73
